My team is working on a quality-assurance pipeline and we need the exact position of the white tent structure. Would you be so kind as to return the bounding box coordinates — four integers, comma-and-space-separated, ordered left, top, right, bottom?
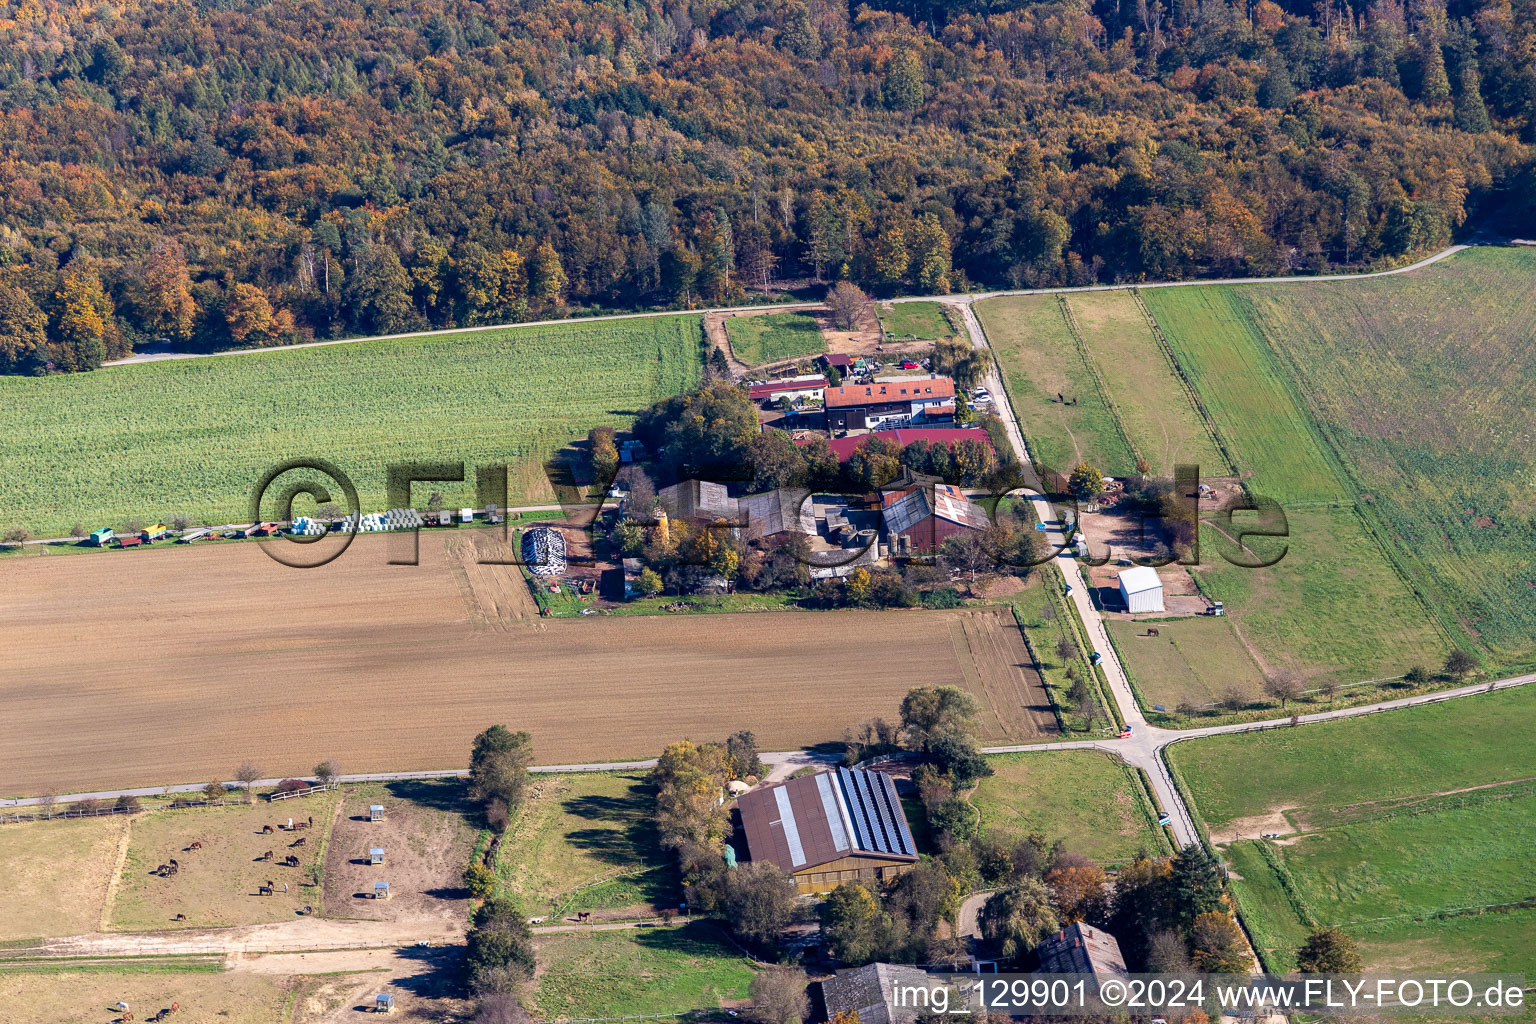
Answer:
1117, 566, 1164, 613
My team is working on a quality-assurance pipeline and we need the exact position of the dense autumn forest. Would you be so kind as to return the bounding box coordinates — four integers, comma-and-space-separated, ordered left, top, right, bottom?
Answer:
0, 0, 1532, 371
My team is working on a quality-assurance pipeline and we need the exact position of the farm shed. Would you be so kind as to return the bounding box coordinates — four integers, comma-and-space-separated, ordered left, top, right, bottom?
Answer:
369, 848, 385, 865
740, 487, 816, 546
658, 479, 741, 525
748, 375, 828, 405
1117, 566, 1165, 613
369, 804, 385, 822
373, 880, 391, 900
821, 962, 937, 1024
1034, 923, 1128, 978
737, 768, 918, 894
881, 482, 988, 554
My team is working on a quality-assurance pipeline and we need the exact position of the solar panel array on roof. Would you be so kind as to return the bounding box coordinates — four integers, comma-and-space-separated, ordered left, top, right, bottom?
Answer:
837, 768, 914, 857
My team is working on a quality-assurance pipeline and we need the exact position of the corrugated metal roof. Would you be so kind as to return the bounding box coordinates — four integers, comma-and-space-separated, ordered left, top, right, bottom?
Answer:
773, 785, 806, 867
1117, 565, 1163, 595
815, 771, 850, 853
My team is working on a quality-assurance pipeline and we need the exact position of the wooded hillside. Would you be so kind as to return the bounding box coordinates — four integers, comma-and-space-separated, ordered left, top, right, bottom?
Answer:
0, 0, 1531, 371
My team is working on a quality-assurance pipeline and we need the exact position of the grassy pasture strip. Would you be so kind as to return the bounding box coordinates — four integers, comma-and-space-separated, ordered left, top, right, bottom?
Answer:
1055, 295, 1142, 469
975, 294, 1135, 476
1166, 683, 1536, 830
1106, 615, 1268, 716
970, 751, 1169, 868
722, 311, 826, 366
1126, 290, 1235, 476
496, 772, 673, 919
878, 301, 957, 341
1140, 287, 1345, 505
1191, 509, 1446, 686
531, 923, 755, 1019
1226, 790, 1536, 973
0, 316, 705, 538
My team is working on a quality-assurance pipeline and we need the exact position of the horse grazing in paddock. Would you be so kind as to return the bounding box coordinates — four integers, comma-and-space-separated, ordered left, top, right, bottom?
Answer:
261, 850, 274, 861
258, 884, 273, 896
290, 837, 307, 847
188, 841, 203, 850
261, 824, 275, 834
172, 913, 186, 921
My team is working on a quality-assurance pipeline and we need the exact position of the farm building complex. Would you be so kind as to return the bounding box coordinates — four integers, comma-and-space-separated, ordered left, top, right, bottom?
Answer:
824, 377, 957, 432
881, 482, 989, 554
737, 768, 918, 894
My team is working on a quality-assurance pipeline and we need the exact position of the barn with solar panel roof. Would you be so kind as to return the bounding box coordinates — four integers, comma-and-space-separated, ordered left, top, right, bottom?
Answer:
735, 768, 918, 894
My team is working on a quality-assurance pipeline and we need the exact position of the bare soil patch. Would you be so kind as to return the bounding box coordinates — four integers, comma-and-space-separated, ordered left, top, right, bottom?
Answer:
1, 539, 1002, 794
945, 609, 1058, 741
1209, 806, 1298, 846
321, 784, 476, 924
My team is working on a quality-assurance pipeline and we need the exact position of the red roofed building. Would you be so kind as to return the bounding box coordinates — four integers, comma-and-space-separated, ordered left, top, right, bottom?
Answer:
814, 427, 994, 463
748, 375, 828, 405
881, 482, 990, 554
824, 376, 956, 431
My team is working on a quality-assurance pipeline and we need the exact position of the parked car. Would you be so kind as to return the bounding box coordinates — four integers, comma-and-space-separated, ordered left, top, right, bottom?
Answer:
900, 360, 919, 370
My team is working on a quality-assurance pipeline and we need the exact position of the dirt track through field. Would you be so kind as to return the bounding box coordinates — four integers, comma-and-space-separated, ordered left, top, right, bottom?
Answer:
0, 535, 1036, 795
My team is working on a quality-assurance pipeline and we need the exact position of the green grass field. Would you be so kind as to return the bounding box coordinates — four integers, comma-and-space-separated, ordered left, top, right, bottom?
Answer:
1168, 683, 1536, 831
970, 751, 1169, 867
531, 923, 756, 1018
1174, 686, 1536, 972
1066, 292, 1226, 476
0, 317, 704, 538
495, 771, 675, 918
1009, 573, 1096, 734
724, 311, 826, 366
1193, 510, 1447, 685
878, 301, 956, 340
1108, 615, 1267, 711
976, 294, 1134, 476
1146, 248, 1536, 666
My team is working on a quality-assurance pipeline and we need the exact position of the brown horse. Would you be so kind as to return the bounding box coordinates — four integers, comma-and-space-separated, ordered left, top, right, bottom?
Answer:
261, 824, 275, 834
290, 837, 306, 847
261, 850, 274, 861
188, 841, 203, 850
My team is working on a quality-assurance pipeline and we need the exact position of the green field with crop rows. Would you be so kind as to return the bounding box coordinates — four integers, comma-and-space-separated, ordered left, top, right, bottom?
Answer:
0, 317, 705, 537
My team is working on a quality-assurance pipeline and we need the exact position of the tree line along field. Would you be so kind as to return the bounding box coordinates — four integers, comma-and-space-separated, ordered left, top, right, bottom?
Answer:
1169, 686, 1536, 974
0, 316, 705, 539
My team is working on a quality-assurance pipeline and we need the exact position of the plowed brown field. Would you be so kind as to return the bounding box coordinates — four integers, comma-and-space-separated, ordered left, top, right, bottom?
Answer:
1, 534, 1055, 795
